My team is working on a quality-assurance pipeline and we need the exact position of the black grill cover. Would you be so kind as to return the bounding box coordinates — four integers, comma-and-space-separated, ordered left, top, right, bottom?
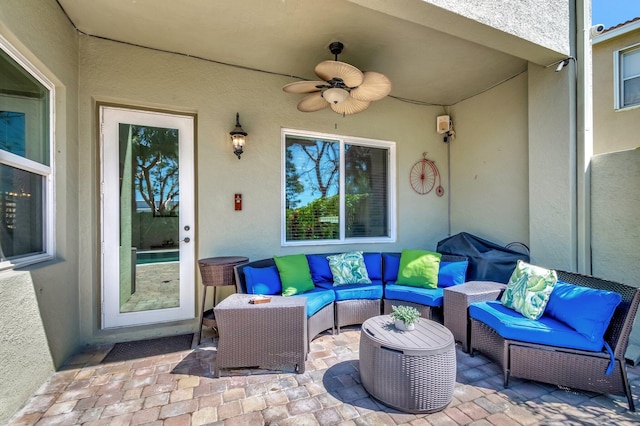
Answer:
436, 232, 529, 283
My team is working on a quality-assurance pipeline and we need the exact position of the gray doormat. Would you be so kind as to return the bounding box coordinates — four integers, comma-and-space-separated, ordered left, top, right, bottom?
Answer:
101, 334, 193, 363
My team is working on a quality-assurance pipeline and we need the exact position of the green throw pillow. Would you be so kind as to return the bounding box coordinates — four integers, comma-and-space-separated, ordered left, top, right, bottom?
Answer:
273, 254, 315, 296
501, 260, 558, 320
396, 249, 442, 288
327, 251, 372, 286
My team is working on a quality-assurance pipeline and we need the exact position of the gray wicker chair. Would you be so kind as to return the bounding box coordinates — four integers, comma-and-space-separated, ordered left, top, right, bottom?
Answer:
470, 270, 640, 411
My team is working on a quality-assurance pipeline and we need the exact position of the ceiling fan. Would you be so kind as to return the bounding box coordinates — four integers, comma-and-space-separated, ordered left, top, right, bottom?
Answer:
282, 41, 392, 115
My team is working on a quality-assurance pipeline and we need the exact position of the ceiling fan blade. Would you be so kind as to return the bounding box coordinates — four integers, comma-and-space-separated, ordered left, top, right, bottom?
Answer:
350, 72, 392, 101
315, 60, 364, 87
330, 97, 370, 115
297, 92, 329, 112
283, 81, 325, 94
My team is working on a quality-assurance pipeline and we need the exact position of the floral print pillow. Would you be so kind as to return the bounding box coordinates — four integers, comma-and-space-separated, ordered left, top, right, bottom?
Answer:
501, 260, 558, 320
327, 251, 372, 286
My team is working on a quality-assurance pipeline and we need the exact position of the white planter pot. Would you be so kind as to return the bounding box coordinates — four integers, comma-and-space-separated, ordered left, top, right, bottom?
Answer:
394, 319, 415, 331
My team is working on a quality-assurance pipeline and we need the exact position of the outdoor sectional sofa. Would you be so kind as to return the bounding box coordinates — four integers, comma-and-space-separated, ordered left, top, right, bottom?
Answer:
469, 268, 640, 411
233, 251, 470, 341
232, 250, 640, 410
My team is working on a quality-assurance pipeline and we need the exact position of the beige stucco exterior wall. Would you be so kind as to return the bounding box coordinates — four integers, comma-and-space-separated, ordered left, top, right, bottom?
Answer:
591, 149, 640, 359
448, 73, 529, 247
423, 0, 569, 56
527, 63, 576, 269
77, 35, 454, 344
0, 1, 80, 423
352, 0, 570, 65
593, 30, 640, 154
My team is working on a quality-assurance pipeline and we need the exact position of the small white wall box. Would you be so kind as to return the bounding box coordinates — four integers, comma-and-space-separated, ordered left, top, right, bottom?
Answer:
437, 115, 451, 134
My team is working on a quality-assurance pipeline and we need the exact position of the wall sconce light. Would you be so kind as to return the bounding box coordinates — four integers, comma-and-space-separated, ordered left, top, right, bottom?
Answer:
230, 112, 247, 159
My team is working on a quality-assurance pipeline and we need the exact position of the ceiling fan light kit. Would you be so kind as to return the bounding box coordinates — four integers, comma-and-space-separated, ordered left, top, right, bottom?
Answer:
322, 87, 349, 104
282, 41, 391, 115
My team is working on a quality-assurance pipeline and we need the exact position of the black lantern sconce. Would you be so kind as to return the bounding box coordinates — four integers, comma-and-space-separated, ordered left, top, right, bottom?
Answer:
230, 112, 247, 159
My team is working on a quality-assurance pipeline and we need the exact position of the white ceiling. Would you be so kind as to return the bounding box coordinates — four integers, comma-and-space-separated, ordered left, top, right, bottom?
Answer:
57, 0, 536, 106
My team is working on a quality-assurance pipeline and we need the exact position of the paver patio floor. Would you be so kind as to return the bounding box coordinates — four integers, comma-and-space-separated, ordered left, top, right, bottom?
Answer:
8, 326, 640, 425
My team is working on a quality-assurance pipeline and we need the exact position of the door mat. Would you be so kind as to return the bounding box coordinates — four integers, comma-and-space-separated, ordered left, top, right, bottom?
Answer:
101, 334, 193, 363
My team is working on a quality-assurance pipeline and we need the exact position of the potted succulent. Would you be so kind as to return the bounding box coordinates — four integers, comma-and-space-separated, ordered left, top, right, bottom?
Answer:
390, 305, 421, 331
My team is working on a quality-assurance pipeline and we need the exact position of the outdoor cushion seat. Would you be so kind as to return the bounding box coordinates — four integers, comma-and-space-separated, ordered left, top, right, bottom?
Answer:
468, 269, 639, 411
315, 280, 384, 301
384, 284, 444, 308
291, 287, 336, 317
469, 300, 603, 352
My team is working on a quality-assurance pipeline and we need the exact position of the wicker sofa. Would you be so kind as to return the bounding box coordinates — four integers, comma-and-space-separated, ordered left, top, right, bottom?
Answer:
469, 270, 640, 410
234, 251, 470, 340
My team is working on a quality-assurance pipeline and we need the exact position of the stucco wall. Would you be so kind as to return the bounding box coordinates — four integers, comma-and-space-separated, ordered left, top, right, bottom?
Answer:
593, 30, 640, 154
424, 0, 569, 56
0, 1, 80, 423
351, 0, 570, 65
591, 148, 640, 359
77, 35, 456, 344
448, 72, 529, 247
527, 63, 576, 269
591, 149, 640, 284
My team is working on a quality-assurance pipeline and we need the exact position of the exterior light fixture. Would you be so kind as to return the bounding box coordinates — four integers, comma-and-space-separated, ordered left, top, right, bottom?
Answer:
545, 56, 576, 73
230, 112, 247, 159
322, 87, 349, 104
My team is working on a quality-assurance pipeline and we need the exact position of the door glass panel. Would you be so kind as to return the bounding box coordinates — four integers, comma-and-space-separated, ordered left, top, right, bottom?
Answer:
118, 123, 180, 313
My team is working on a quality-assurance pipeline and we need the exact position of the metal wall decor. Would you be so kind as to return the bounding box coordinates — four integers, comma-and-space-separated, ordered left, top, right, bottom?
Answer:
409, 152, 444, 196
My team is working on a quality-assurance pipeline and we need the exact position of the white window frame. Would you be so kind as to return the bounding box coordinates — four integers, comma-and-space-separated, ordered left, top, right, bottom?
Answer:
0, 35, 55, 270
614, 42, 640, 111
281, 128, 396, 247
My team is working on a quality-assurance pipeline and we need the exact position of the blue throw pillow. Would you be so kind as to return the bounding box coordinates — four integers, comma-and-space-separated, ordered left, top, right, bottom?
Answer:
382, 253, 400, 282
545, 281, 622, 343
306, 254, 334, 283
363, 253, 382, 281
243, 265, 282, 295
438, 260, 469, 287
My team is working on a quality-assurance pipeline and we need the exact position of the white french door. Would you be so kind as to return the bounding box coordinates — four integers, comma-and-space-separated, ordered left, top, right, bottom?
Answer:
100, 106, 195, 328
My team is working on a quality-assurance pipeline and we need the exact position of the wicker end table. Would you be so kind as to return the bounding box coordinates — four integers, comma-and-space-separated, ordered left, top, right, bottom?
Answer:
213, 293, 308, 377
443, 281, 506, 352
197, 256, 248, 344
359, 315, 456, 413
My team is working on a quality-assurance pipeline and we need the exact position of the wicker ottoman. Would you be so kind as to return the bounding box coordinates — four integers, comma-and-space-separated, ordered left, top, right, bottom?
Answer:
443, 281, 506, 352
359, 315, 456, 413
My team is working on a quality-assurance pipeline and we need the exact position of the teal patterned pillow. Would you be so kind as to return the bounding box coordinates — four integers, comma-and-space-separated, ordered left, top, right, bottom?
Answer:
501, 260, 558, 320
327, 251, 372, 286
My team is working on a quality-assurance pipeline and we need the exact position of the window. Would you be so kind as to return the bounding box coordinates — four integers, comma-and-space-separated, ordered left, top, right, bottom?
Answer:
615, 45, 640, 109
282, 129, 396, 245
0, 37, 54, 269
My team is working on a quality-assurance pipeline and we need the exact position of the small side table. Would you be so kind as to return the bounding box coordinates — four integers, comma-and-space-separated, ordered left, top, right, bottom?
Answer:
214, 293, 308, 376
443, 281, 506, 352
197, 256, 248, 344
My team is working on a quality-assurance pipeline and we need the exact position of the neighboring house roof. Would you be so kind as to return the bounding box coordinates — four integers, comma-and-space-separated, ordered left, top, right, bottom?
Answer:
603, 17, 640, 33
594, 17, 640, 44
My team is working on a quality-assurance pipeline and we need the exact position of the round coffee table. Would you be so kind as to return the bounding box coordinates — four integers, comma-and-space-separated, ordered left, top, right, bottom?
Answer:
359, 315, 456, 413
